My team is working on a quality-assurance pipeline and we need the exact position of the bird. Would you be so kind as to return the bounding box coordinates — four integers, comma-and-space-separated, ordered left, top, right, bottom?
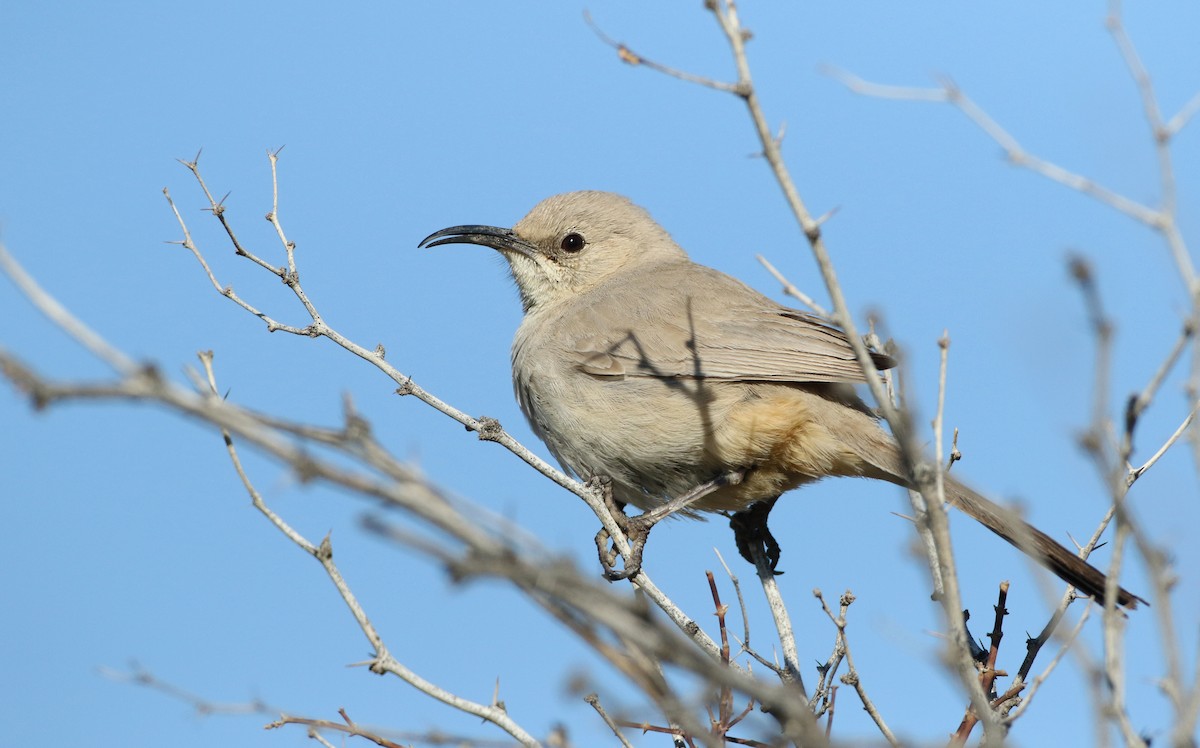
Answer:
420, 190, 1143, 608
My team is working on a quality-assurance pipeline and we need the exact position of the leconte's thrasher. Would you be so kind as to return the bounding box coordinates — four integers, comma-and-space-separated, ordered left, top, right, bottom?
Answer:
421, 190, 1142, 608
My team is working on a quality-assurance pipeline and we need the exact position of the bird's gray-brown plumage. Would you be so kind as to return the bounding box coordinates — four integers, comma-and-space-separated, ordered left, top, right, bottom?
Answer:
421, 191, 1143, 608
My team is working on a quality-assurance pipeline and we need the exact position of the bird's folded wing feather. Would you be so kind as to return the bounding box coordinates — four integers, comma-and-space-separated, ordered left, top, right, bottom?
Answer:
569, 265, 893, 384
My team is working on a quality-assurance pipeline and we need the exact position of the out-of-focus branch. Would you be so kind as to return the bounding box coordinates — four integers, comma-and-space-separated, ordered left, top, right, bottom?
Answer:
1106, 0, 1194, 295
1071, 251, 1198, 743
1122, 320, 1194, 461
823, 67, 1163, 225
98, 663, 279, 717
1164, 91, 1200, 137
1070, 255, 1150, 746
101, 664, 518, 748
0, 244, 138, 375
823, 63, 1196, 291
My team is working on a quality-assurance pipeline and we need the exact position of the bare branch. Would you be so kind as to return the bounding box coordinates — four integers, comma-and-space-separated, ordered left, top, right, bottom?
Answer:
1164, 91, 1200, 137
814, 590, 898, 747
98, 663, 278, 717
827, 5, 1199, 295
755, 254, 829, 316
583, 11, 743, 94
584, 694, 636, 748
744, 541, 806, 699
1004, 606, 1092, 724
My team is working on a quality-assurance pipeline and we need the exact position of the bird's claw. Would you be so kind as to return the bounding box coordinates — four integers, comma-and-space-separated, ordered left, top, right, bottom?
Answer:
729, 497, 783, 575
589, 476, 652, 581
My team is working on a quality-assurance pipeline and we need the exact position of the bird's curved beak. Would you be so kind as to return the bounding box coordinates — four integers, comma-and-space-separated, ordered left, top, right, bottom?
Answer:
418, 225, 537, 260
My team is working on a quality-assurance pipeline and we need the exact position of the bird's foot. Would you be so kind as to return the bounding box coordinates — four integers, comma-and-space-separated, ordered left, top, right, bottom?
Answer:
593, 471, 749, 581
589, 477, 650, 581
729, 496, 783, 575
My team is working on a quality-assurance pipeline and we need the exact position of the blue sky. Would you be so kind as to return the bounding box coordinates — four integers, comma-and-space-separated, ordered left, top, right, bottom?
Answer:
2, 2, 1197, 745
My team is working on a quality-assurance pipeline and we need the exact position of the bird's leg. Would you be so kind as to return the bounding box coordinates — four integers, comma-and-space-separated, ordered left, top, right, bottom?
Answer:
592, 470, 746, 582
590, 476, 641, 580
729, 496, 783, 574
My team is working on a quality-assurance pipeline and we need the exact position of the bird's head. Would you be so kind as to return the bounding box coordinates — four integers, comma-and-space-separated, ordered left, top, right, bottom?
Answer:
420, 191, 688, 312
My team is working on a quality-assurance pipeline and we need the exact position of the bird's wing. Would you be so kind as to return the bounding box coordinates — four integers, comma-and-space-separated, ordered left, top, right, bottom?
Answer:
569, 264, 893, 384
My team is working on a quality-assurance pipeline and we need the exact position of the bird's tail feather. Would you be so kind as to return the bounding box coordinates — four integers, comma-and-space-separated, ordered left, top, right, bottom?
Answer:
850, 436, 1145, 609
941, 474, 1144, 608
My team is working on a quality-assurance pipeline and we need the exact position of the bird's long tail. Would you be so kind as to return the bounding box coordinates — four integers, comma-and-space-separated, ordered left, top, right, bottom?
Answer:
847, 432, 1145, 609
939, 473, 1144, 608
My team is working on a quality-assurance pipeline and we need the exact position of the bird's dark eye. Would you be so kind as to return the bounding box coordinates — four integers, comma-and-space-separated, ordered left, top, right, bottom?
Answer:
560, 232, 586, 252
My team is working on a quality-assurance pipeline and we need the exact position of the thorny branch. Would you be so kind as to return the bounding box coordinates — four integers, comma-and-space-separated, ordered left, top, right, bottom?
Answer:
951, 582, 1010, 745
812, 590, 898, 747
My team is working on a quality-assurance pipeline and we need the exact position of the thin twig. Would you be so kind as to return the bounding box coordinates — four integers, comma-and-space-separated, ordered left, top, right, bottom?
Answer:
755, 254, 829, 316
1004, 606, 1092, 724
814, 590, 898, 747
584, 11, 742, 94
1122, 320, 1195, 462
98, 663, 277, 716
1128, 400, 1200, 484
585, 694, 636, 748
824, 67, 1166, 231
1164, 91, 1200, 137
